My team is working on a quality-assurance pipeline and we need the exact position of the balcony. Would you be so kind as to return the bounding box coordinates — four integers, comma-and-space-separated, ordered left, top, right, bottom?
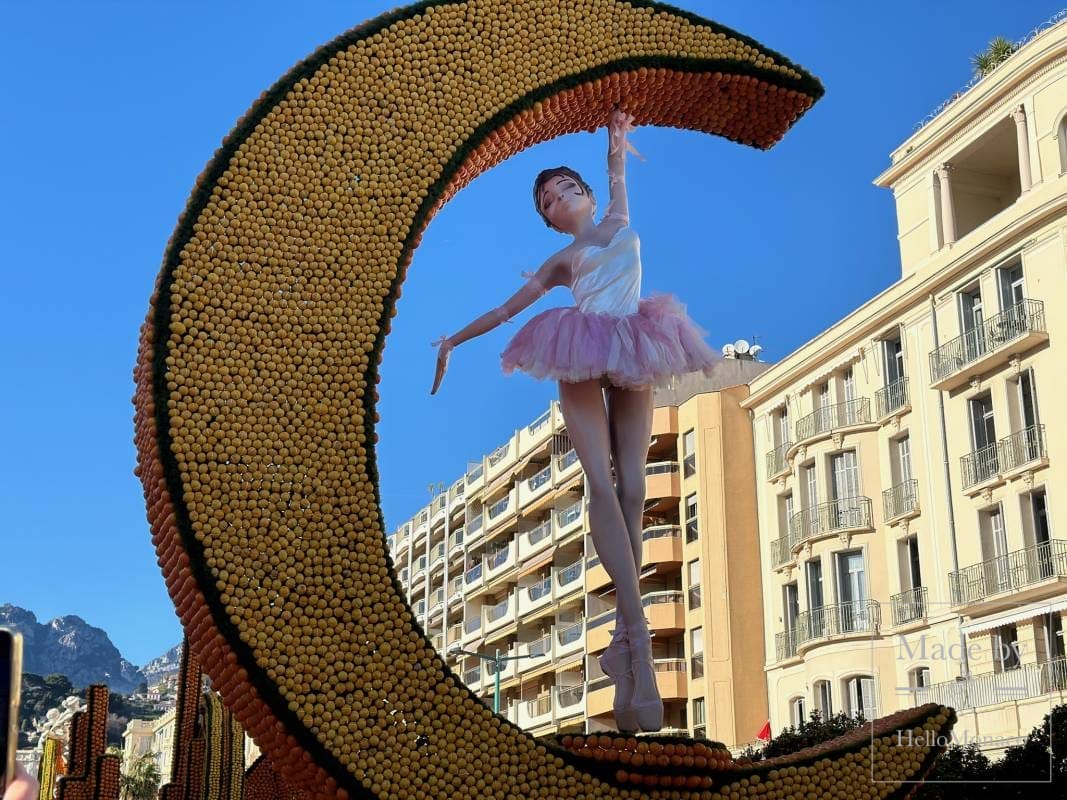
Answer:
463, 665, 482, 690
883, 479, 919, 522
466, 461, 485, 493
518, 574, 553, 616
429, 541, 446, 572
486, 488, 517, 528
949, 540, 1067, 611
464, 561, 483, 590
793, 599, 882, 654
554, 447, 581, 484
520, 407, 554, 456
448, 575, 464, 607
766, 441, 791, 479
929, 300, 1048, 391
487, 434, 517, 480
554, 683, 585, 717
411, 554, 429, 582
793, 398, 872, 446
904, 656, 1067, 711
463, 613, 482, 641
517, 691, 554, 728
518, 464, 553, 508
961, 425, 1047, 492
776, 627, 799, 661
446, 622, 464, 648
485, 541, 517, 580
645, 460, 681, 503
586, 591, 687, 652
890, 586, 928, 626
555, 619, 585, 658
642, 525, 683, 569
483, 593, 517, 633
788, 496, 874, 553
771, 536, 793, 569
428, 587, 445, 616
555, 498, 584, 540
554, 559, 584, 598
875, 377, 910, 420
484, 650, 518, 683
518, 519, 553, 561
465, 513, 485, 546
448, 529, 465, 554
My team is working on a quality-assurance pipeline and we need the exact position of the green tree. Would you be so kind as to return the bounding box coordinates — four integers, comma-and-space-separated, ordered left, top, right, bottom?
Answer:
119, 752, 161, 800
972, 36, 1018, 77
737, 709, 868, 761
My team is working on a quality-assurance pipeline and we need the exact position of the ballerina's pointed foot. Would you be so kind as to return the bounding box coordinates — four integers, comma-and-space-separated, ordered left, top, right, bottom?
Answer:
598, 624, 638, 732
626, 623, 664, 732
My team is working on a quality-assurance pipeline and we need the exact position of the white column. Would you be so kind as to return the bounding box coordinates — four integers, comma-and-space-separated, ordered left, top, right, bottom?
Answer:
1011, 104, 1033, 192
936, 164, 957, 245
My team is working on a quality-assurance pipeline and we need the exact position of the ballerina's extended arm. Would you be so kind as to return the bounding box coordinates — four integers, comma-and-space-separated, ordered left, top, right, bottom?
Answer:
602, 108, 645, 226
430, 254, 567, 394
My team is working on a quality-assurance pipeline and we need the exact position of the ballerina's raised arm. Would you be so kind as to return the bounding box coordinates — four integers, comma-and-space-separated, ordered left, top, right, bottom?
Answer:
603, 106, 645, 226
430, 251, 568, 395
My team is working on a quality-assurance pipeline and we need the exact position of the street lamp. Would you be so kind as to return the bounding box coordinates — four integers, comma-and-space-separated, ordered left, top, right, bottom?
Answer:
447, 644, 549, 714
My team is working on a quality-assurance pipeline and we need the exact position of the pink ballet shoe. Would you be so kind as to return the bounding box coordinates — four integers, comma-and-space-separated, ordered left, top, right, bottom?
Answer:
624, 623, 663, 732
597, 623, 638, 732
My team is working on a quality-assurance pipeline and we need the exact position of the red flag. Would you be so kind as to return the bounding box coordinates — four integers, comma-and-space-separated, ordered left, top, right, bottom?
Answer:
756, 720, 771, 742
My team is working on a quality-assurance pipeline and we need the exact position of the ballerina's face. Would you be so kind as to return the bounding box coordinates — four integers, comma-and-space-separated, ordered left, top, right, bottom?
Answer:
539, 173, 594, 232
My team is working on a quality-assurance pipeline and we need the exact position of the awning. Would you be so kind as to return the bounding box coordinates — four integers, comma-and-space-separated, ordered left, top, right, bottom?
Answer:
518, 545, 557, 578
481, 455, 533, 497
960, 597, 1067, 635
484, 620, 518, 646
520, 657, 558, 683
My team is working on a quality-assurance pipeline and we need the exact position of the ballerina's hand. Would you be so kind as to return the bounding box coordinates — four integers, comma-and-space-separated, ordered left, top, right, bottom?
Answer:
608, 106, 635, 133
607, 106, 645, 160
430, 335, 454, 395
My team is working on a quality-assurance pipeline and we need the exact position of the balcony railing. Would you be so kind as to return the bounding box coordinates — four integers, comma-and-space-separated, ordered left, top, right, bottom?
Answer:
448, 529, 465, 551
527, 575, 552, 602
875, 377, 909, 418
904, 656, 1067, 711
556, 559, 583, 587
642, 525, 681, 541
1000, 424, 1047, 473
464, 562, 482, 585
557, 448, 578, 471
526, 520, 552, 547
486, 595, 512, 623
890, 586, 928, 625
488, 442, 511, 467
794, 600, 881, 646
795, 399, 871, 441
528, 409, 551, 435
488, 494, 512, 519
929, 300, 1046, 386
642, 590, 684, 609
527, 465, 552, 493
771, 536, 792, 568
949, 540, 1067, 606
645, 461, 679, 475
766, 441, 791, 477
525, 693, 552, 717
464, 615, 481, 634
487, 543, 511, 570
557, 619, 584, 647
960, 441, 1000, 489
776, 627, 799, 661
789, 496, 873, 547
883, 479, 919, 520
555, 684, 584, 708
463, 666, 480, 685
556, 499, 582, 529
466, 463, 484, 484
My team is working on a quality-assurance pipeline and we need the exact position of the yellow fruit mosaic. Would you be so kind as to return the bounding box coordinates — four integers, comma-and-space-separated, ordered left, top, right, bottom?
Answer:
133, 1, 956, 798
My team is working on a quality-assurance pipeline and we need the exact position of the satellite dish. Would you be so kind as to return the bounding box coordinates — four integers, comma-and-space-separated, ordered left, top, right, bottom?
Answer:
722, 344, 736, 356
750, 344, 763, 358
734, 339, 750, 354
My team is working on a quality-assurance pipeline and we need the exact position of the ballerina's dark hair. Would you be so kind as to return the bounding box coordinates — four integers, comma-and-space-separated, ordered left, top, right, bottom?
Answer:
532, 167, 596, 231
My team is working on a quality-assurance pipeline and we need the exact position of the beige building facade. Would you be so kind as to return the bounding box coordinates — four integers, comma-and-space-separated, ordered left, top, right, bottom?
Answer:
744, 17, 1067, 760
389, 361, 770, 748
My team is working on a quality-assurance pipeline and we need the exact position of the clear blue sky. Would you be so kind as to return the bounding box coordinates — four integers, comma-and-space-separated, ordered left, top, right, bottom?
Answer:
2, 1, 1060, 668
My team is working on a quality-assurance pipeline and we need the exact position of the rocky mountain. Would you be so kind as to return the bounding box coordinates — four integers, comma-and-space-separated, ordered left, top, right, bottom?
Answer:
141, 642, 183, 684
0, 604, 153, 694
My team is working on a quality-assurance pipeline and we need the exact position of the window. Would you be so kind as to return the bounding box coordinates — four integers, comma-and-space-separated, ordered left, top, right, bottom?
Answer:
994, 624, 1020, 671
1059, 115, 1067, 174
790, 696, 806, 728
843, 367, 856, 406
690, 627, 704, 679
685, 493, 699, 543
814, 680, 832, 719
778, 406, 790, 447
968, 392, 997, 450
979, 506, 1010, 593
883, 332, 905, 384
692, 697, 706, 738
896, 437, 913, 485
998, 262, 1025, 311
805, 559, 824, 637
836, 550, 869, 631
845, 675, 876, 719
687, 558, 702, 610
779, 492, 794, 541
1029, 490, 1052, 579
683, 428, 696, 478
959, 287, 986, 360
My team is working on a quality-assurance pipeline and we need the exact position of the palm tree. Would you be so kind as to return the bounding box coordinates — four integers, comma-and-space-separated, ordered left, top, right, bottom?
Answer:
119, 752, 161, 800
972, 36, 1018, 77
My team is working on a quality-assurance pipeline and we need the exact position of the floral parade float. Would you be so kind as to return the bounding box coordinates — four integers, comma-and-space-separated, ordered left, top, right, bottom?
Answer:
130, 1, 958, 798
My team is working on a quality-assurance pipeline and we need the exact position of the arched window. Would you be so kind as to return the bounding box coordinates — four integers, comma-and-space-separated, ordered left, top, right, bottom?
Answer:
813, 679, 832, 720
844, 674, 876, 720
907, 666, 932, 704
789, 695, 807, 728
1058, 115, 1067, 174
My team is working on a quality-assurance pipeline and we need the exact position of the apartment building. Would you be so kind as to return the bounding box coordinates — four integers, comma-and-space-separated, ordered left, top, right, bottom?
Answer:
745, 17, 1067, 760
388, 359, 770, 747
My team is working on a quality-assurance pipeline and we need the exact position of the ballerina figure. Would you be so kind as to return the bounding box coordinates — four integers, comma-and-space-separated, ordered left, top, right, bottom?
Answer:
430, 107, 722, 732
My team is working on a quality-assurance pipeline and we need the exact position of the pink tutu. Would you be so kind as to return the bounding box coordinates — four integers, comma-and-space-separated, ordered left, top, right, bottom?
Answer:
500, 293, 723, 390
